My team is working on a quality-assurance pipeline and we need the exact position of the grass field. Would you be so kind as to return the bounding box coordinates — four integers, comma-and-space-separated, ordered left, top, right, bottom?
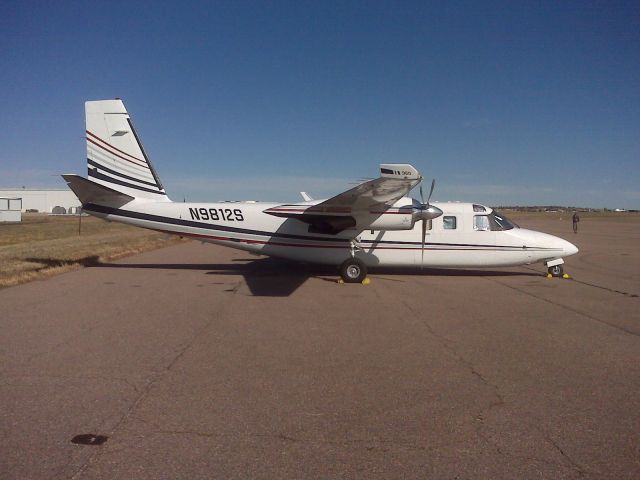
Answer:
0, 213, 185, 288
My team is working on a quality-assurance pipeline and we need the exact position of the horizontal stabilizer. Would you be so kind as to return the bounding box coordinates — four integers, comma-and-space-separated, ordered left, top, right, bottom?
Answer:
62, 174, 134, 208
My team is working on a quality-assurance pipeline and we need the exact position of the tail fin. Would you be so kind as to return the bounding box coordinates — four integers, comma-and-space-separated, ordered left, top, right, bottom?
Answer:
85, 99, 170, 201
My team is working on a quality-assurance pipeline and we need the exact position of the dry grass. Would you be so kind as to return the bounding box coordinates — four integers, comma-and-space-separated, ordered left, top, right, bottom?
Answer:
0, 213, 185, 288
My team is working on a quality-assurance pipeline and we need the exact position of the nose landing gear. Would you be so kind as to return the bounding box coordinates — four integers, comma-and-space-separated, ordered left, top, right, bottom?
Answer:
548, 264, 564, 277
545, 259, 571, 278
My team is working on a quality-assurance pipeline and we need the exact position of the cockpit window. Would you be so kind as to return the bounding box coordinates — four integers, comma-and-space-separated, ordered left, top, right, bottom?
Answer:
473, 204, 487, 212
488, 210, 517, 231
473, 215, 490, 231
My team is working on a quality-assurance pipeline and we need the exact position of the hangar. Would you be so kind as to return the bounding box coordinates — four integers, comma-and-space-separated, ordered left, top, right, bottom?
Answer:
0, 188, 80, 214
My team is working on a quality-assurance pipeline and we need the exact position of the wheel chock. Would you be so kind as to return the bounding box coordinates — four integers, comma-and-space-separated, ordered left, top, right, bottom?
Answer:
546, 274, 553, 278
362, 277, 371, 285
337, 278, 345, 284
562, 273, 571, 279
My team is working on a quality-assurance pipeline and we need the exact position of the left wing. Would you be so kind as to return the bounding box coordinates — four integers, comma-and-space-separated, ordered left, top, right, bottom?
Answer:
264, 164, 422, 234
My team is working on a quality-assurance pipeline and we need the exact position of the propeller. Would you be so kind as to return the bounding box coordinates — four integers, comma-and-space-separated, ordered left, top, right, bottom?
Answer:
414, 178, 443, 268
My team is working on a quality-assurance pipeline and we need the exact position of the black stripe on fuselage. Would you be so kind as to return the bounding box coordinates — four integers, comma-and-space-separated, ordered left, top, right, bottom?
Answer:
87, 159, 159, 188
83, 203, 351, 243
88, 170, 166, 195
82, 203, 557, 251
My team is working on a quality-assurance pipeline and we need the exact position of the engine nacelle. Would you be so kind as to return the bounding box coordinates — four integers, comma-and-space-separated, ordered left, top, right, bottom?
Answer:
361, 209, 416, 231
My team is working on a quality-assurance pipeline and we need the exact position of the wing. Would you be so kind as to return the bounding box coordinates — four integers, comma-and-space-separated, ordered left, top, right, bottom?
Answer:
264, 164, 422, 234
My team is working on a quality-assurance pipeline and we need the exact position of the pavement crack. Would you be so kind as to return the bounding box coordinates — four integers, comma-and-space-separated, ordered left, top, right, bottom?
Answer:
543, 432, 589, 477
157, 428, 217, 438
522, 266, 638, 298
69, 278, 246, 479
403, 299, 504, 401
146, 425, 435, 452
1, 374, 139, 393
400, 299, 505, 425
127, 423, 592, 476
399, 286, 595, 477
476, 427, 592, 476
485, 276, 640, 338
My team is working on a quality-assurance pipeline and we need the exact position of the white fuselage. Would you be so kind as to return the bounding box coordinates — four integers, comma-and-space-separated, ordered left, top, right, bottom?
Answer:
84, 198, 578, 269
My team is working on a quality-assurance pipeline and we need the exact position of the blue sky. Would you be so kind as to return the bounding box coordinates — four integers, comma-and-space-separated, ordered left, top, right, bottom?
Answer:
1, 1, 638, 208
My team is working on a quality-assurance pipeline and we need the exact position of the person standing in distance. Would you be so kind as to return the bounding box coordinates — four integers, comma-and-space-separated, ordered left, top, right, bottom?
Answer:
572, 211, 580, 234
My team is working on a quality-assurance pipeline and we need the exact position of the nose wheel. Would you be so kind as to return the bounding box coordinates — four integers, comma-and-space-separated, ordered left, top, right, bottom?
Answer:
548, 264, 564, 277
339, 258, 368, 283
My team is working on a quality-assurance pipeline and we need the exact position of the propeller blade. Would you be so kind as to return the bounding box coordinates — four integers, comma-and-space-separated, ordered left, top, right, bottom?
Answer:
421, 218, 426, 269
419, 184, 424, 205
427, 179, 435, 205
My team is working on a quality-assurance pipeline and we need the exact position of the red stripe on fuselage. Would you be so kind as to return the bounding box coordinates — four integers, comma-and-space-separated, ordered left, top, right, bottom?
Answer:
369, 211, 412, 215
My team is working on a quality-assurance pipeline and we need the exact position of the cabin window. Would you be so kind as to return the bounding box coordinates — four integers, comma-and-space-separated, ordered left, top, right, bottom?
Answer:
473, 215, 490, 231
442, 216, 457, 230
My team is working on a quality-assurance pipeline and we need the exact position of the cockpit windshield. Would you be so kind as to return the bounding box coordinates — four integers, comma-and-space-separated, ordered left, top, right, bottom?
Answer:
488, 210, 517, 231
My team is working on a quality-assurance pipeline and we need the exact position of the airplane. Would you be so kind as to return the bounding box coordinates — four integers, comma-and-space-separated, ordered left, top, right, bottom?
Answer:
63, 99, 579, 283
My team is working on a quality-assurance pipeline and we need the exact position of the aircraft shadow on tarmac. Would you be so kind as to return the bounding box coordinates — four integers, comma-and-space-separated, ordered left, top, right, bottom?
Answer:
26, 256, 541, 297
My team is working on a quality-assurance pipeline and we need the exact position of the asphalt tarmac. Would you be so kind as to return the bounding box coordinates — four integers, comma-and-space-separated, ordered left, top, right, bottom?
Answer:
1, 216, 638, 479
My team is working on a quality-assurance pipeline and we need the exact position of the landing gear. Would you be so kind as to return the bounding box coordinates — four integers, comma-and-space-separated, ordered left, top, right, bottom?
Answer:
548, 264, 564, 277
339, 258, 367, 283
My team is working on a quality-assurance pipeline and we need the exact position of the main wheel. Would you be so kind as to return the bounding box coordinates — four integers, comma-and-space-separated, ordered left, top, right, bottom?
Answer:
548, 265, 564, 277
339, 258, 367, 283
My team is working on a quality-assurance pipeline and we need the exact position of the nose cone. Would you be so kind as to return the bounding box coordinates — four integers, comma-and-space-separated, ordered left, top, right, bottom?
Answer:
509, 229, 579, 259
561, 239, 579, 257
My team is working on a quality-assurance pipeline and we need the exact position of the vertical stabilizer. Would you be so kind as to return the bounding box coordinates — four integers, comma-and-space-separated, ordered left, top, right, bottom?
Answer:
85, 99, 170, 201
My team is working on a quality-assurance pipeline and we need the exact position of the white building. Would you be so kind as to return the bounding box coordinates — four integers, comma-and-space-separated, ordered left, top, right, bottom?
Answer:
0, 188, 80, 214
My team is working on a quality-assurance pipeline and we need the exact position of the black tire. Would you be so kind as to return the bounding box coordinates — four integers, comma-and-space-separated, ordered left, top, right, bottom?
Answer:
548, 265, 564, 277
339, 258, 367, 283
